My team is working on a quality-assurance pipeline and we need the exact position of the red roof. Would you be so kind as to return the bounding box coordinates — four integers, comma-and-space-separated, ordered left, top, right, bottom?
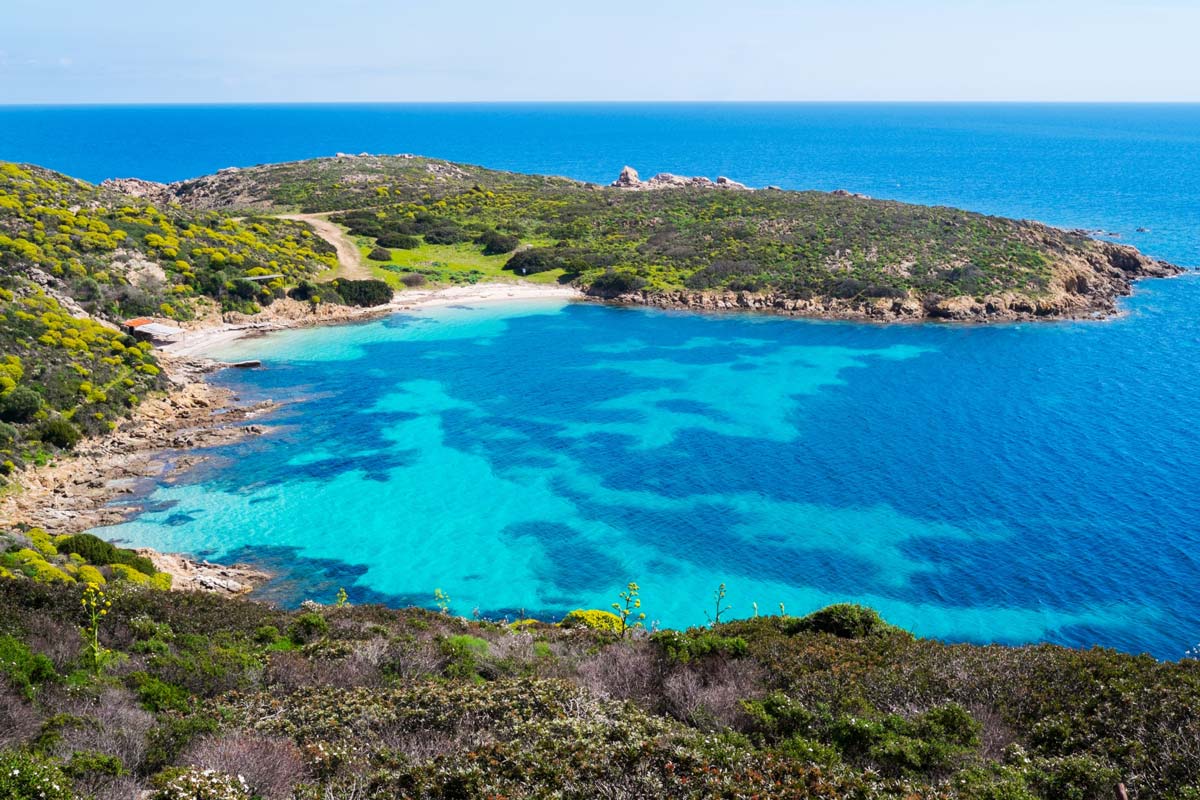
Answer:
124, 318, 154, 327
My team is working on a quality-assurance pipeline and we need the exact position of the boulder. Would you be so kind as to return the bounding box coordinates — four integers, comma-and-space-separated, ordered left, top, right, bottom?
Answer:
612, 166, 642, 188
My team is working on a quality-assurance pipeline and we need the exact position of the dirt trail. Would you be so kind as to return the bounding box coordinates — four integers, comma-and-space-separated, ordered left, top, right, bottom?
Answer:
279, 212, 370, 280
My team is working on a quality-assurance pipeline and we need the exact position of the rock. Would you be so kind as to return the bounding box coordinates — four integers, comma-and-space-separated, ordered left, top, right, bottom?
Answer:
100, 177, 170, 200
612, 166, 642, 188
831, 189, 871, 200
611, 166, 750, 191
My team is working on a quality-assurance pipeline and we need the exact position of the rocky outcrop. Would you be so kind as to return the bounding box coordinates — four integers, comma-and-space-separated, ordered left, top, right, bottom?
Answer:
136, 549, 269, 596
611, 166, 751, 191
99, 177, 171, 203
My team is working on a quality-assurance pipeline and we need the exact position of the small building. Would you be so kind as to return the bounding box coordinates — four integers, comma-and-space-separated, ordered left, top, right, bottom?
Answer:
123, 318, 184, 344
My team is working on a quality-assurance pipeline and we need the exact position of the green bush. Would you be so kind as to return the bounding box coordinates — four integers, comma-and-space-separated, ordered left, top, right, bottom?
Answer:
376, 233, 420, 249
0, 633, 57, 697
142, 715, 220, 775
504, 247, 564, 275
423, 224, 468, 245
399, 272, 426, 288
0, 386, 41, 423
330, 278, 392, 307
288, 611, 329, 644
0, 421, 18, 444
37, 417, 81, 449
588, 269, 647, 296
0, 750, 74, 800
441, 634, 490, 681
63, 749, 125, 780
367, 246, 392, 262
651, 629, 748, 663
128, 671, 190, 712
58, 533, 157, 575
479, 229, 520, 255
785, 603, 909, 639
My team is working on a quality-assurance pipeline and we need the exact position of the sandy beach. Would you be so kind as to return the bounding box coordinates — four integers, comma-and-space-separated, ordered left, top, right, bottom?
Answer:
164, 281, 581, 358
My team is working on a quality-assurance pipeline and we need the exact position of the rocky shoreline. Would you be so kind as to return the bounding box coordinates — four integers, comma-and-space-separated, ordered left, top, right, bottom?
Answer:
0, 353, 277, 595
587, 240, 1185, 323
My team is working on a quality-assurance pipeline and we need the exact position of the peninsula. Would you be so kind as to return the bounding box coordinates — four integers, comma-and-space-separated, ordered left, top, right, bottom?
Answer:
110, 153, 1180, 322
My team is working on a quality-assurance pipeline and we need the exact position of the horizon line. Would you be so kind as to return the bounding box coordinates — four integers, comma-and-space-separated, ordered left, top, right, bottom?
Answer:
3, 99, 1200, 108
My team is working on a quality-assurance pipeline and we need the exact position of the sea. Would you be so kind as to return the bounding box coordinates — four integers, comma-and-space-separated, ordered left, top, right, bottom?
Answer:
2, 103, 1198, 658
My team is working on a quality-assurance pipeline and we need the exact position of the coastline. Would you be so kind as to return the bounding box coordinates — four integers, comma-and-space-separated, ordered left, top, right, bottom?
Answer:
0, 281, 580, 594
164, 281, 582, 358
1, 266, 1185, 597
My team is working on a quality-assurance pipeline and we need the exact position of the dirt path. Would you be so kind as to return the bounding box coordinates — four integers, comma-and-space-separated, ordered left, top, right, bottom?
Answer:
279, 212, 370, 280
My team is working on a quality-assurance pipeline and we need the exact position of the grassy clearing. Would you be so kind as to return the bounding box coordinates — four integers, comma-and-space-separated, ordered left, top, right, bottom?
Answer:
355, 237, 567, 290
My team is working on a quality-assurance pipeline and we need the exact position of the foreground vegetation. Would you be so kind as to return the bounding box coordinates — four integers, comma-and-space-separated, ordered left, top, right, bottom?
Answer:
0, 574, 1196, 800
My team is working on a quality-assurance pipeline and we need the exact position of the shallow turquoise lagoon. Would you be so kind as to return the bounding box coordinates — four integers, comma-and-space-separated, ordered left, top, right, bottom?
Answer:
95, 280, 1200, 658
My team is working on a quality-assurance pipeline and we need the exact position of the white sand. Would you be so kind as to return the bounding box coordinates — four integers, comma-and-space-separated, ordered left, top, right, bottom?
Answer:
162, 282, 582, 359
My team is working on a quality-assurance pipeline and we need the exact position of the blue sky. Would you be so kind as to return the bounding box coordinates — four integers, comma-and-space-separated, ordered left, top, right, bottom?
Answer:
3, 0, 1197, 103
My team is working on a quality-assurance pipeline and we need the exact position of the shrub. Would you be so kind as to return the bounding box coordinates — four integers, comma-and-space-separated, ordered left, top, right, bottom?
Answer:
0, 421, 17, 444
367, 246, 392, 262
127, 672, 190, 712
376, 233, 420, 249
440, 634, 490, 681
0, 750, 73, 800
785, 603, 909, 639
288, 612, 329, 645
423, 224, 468, 245
181, 734, 306, 800
152, 767, 252, 800
479, 229, 520, 255
399, 272, 426, 288
58, 533, 157, 575
651, 630, 748, 663
0, 385, 41, 423
38, 418, 81, 449
588, 269, 647, 296
828, 703, 981, 775
560, 608, 622, 634
0, 634, 57, 698
330, 278, 392, 307
142, 716, 220, 775
504, 247, 563, 275
286, 280, 318, 302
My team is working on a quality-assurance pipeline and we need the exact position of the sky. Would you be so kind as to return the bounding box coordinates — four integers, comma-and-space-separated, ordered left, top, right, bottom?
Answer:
2, 0, 1198, 104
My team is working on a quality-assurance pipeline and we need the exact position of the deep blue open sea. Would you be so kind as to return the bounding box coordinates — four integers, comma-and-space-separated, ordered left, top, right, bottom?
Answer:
4, 104, 1199, 657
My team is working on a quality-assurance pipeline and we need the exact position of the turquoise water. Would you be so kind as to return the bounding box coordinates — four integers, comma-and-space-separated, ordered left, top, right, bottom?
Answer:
6, 103, 1199, 656
94, 278, 1200, 658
